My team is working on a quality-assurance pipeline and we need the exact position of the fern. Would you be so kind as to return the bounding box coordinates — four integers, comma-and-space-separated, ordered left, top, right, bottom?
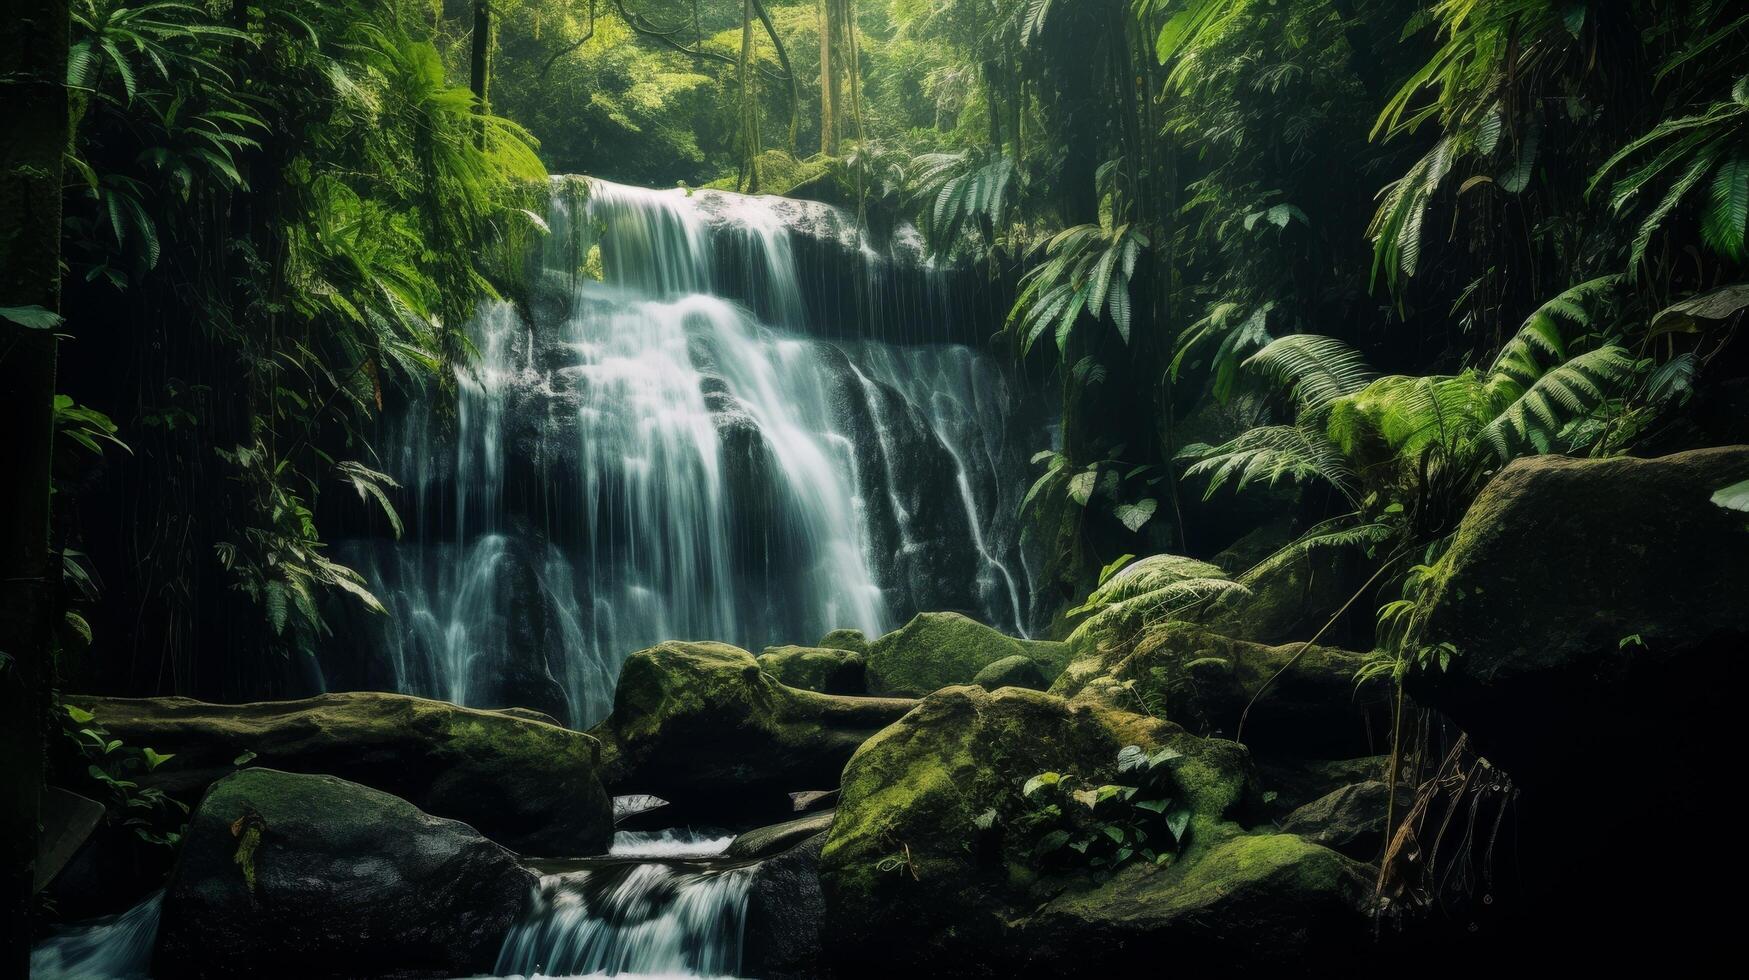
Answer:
1066, 554, 1247, 644
1479, 345, 1635, 459
1243, 334, 1374, 415
1180, 424, 1359, 504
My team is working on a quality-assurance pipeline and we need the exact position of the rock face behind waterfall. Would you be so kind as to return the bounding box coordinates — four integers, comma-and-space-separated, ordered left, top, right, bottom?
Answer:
69, 692, 614, 855
819, 685, 1371, 975
154, 769, 534, 980
590, 641, 917, 822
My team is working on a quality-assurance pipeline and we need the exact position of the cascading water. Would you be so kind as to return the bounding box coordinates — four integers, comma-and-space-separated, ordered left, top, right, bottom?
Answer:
30, 891, 162, 980
496, 832, 752, 979
333, 177, 1048, 728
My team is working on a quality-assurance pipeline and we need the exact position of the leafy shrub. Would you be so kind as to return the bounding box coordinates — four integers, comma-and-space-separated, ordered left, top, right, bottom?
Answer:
1016, 744, 1192, 873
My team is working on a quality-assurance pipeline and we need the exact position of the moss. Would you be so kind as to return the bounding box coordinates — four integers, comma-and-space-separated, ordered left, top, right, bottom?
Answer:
865, 612, 1072, 697
757, 645, 867, 694
971, 654, 1047, 691
590, 640, 914, 817
819, 683, 1371, 974
818, 628, 870, 655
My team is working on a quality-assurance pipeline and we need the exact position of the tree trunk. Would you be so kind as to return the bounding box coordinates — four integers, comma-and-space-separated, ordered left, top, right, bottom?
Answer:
819, 0, 841, 155
0, 1, 69, 974
740, 0, 762, 191
470, 0, 493, 113
819, 0, 861, 154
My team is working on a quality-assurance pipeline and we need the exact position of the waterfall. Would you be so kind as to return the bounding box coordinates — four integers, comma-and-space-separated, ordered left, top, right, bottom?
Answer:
496, 833, 751, 979
336, 178, 1048, 727
30, 891, 162, 980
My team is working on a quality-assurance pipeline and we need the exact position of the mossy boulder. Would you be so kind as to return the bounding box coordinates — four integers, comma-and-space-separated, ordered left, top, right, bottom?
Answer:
757, 645, 868, 694
972, 654, 1049, 691
1403, 448, 1749, 940
817, 628, 870, 655
819, 685, 1369, 974
1021, 832, 1371, 972
1406, 448, 1749, 788
154, 769, 534, 979
1051, 626, 1387, 758
865, 612, 1071, 697
68, 692, 612, 856
589, 641, 916, 822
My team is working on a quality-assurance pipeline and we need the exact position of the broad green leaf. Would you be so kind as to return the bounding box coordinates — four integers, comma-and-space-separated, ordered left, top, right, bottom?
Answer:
1, 305, 63, 330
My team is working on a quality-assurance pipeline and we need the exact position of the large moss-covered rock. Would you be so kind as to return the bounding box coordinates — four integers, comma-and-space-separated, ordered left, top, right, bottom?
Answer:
1406, 448, 1749, 786
155, 769, 534, 979
972, 654, 1048, 691
817, 628, 870, 655
68, 692, 612, 856
757, 645, 868, 695
590, 642, 915, 821
1052, 626, 1387, 758
1403, 448, 1749, 943
865, 612, 1071, 697
819, 685, 1369, 974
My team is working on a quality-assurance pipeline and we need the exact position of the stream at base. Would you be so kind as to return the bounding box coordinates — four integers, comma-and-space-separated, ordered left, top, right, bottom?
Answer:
493, 830, 751, 979
31, 832, 757, 980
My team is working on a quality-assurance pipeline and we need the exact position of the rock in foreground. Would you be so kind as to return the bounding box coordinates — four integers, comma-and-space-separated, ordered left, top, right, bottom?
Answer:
155, 769, 534, 979
819, 685, 1369, 974
70, 692, 613, 856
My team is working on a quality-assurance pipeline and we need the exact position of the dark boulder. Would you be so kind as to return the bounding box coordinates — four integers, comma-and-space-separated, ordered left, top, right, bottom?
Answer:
154, 769, 534, 979
1279, 782, 1399, 860
1405, 447, 1749, 942
589, 641, 915, 823
744, 833, 829, 980
1406, 448, 1749, 787
69, 692, 613, 856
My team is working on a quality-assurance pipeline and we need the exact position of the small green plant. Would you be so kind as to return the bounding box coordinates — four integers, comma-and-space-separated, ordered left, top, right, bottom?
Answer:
60, 703, 187, 847
1019, 744, 1192, 873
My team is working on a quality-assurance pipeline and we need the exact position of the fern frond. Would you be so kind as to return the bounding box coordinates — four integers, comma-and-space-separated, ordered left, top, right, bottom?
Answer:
1480, 346, 1634, 460
1244, 334, 1375, 414
1181, 424, 1359, 503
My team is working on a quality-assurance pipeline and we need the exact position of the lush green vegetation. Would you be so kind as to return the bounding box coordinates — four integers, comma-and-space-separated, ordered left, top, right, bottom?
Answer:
4, 0, 1748, 969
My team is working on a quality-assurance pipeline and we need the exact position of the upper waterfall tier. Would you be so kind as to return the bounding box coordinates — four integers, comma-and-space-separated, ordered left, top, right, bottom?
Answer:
323, 177, 1050, 728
